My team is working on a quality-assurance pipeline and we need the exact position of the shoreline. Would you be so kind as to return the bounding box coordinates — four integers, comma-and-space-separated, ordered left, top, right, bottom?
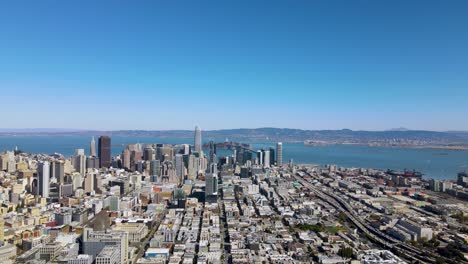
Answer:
304, 142, 468, 151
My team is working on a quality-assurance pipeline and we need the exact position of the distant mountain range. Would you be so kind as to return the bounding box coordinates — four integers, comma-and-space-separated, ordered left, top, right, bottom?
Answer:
0, 128, 86, 133
1, 128, 468, 145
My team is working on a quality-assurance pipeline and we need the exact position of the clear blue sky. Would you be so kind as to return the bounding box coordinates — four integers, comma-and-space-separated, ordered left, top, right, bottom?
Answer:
1, 1, 467, 131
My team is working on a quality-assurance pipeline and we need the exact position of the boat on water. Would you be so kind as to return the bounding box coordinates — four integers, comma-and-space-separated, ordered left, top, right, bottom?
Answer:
387, 169, 423, 178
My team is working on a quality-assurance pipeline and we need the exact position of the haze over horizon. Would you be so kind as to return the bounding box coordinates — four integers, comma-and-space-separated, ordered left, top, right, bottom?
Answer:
0, 126, 465, 133
1, 1, 467, 131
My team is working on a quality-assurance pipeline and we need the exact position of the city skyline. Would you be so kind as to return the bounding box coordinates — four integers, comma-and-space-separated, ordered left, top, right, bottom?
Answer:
1, 1, 468, 131
1, 1, 467, 263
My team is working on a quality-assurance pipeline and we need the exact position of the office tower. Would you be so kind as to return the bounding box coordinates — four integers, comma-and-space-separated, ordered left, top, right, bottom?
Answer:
73, 149, 86, 176
276, 142, 283, 167
50, 160, 65, 184
257, 150, 263, 166
90, 136, 96, 157
263, 150, 270, 168
269, 147, 275, 166
161, 146, 174, 161
154, 144, 162, 160
182, 144, 190, 155
205, 173, 218, 196
130, 149, 143, 171
245, 150, 254, 165
194, 126, 202, 153
98, 136, 111, 168
175, 154, 183, 181
149, 160, 161, 183
209, 162, 218, 174
86, 156, 99, 170
143, 147, 155, 161
187, 154, 197, 180
137, 160, 144, 173
84, 173, 95, 193
234, 147, 242, 164
38, 161, 50, 198
208, 140, 216, 162
71, 172, 82, 191
75, 149, 84, 156
121, 148, 131, 170
56, 161, 65, 184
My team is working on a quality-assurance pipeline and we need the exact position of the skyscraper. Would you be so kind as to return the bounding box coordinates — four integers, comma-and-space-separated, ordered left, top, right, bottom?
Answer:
86, 156, 100, 170
182, 144, 190, 155
194, 126, 202, 153
84, 173, 95, 193
263, 150, 270, 168
38, 161, 50, 198
209, 140, 216, 162
205, 173, 218, 196
257, 150, 263, 166
149, 160, 161, 183
175, 154, 184, 181
276, 142, 283, 167
269, 147, 276, 166
73, 149, 86, 176
50, 160, 65, 184
98, 136, 111, 168
143, 146, 155, 161
90, 136, 96, 157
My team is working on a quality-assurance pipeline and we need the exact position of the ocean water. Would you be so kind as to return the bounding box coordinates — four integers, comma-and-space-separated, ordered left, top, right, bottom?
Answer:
0, 136, 467, 180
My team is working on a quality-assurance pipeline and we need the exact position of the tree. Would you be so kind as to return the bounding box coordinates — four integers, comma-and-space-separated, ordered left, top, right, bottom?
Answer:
437, 242, 465, 263
450, 213, 468, 223
338, 212, 347, 223
338, 247, 354, 259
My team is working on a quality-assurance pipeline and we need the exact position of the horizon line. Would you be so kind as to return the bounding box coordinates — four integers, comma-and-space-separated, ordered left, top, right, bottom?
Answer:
0, 127, 466, 133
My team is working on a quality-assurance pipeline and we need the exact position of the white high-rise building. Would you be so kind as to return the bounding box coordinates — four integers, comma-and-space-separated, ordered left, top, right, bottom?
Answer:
263, 150, 270, 168
194, 126, 202, 153
73, 149, 86, 176
38, 161, 50, 198
90, 137, 96, 157
182, 144, 190, 155
276, 142, 283, 167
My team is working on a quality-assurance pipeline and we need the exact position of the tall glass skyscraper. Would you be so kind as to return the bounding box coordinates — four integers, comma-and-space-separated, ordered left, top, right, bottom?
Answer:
98, 136, 111, 168
276, 142, 283, 166
194, 126, 202, 153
